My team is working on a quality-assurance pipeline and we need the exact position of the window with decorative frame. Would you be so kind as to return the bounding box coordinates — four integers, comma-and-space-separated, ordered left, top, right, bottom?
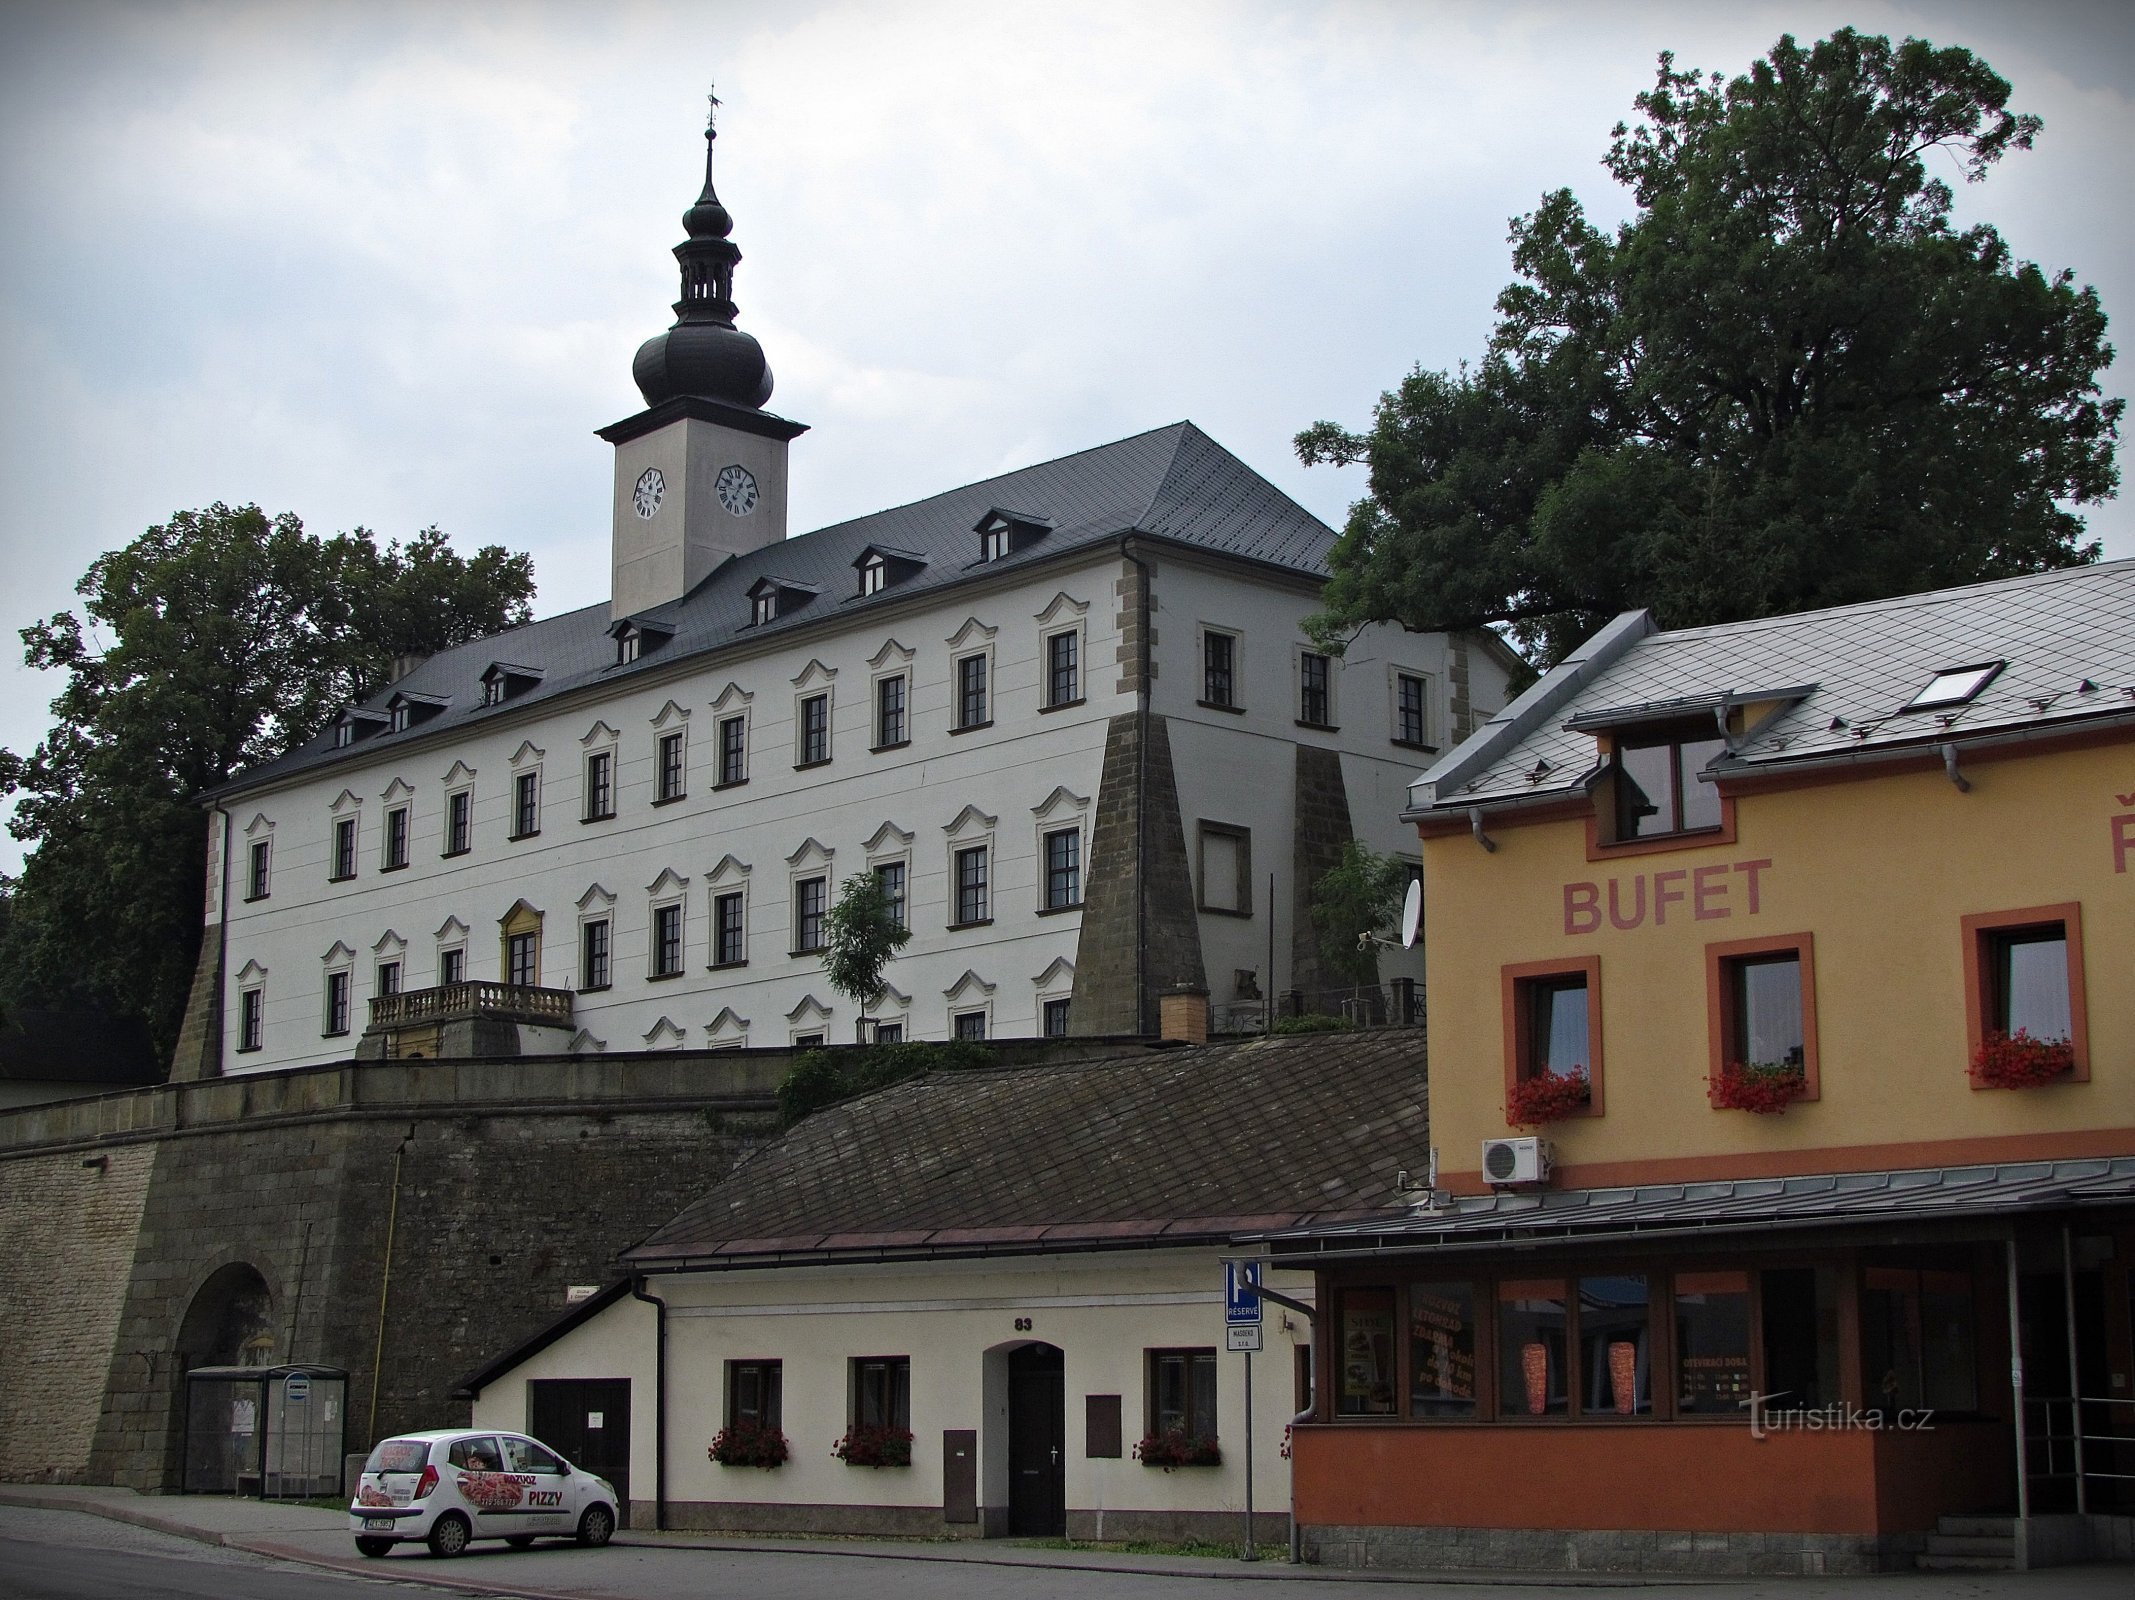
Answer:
382, 804, 410, 870
793, 876, 828, 954
1043, 827, 1081, 910
656, 730, 686, 803
1045, 629, 1080, 708
246, 837, 271, 900
875, 674, 908, 749
1392, 669, 1431, 749
952, 845, 990, 927
954, 653, 989, 730
584, 749, 615, 821
1202, 629, 1239, 710
581, 917, 611, 991
1297, 649, 1335, 728
443, 789, 472, 857
323, 968, 352, 1037
439, 944, 466, 986
238, 986, 264, 1053
1043, 997, 1071, 1038
650, 901, 684, 979
952, 1010, 987, 1041
329, 816, 358, 882
511, 770, 541, 839
797, 693, 830, 767
717, 714, 747, 787
873, 860, 908, 932
375, 960, 401, 998
713, 891, 748, 968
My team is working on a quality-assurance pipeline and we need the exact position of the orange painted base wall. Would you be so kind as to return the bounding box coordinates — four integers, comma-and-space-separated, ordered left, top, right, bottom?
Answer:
1292, 1421, 2013, 1536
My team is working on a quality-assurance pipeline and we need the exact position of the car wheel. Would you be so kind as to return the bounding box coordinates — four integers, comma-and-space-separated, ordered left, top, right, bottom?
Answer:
577, 1504, 615, 1548
355, 1537, 393, 1558
427, 1512, 472, 1558
505, 1535, 537, 1549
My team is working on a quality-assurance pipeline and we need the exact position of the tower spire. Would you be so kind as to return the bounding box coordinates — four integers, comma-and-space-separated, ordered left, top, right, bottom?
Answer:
630, 88, 772, 409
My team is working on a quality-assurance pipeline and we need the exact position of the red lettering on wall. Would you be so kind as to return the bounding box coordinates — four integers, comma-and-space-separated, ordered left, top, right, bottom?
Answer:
2114, 813, 2135, 875
1693, 864, 1731, 920
1565, 882, 1601, 935
1561, 858, 1774, 936
1608, 876, 1647, 931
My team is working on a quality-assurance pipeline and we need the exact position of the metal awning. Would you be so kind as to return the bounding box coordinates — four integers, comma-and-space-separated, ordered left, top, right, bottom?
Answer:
1250, 1157, 2135, 1263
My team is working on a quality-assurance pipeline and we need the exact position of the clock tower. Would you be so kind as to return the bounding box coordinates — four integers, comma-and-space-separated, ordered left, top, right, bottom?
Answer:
600, 96, 807, 621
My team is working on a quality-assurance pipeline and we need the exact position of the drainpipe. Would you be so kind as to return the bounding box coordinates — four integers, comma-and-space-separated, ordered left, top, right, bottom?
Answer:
2062, 1225, 2086, 1514
630, 1274, 669, 1531
2006, 1235, 2029, 1565
1119, 536, 1153, 1036
366, 1125, 416, 1445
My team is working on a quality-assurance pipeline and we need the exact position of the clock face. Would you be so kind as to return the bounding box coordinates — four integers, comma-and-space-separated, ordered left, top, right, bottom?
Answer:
716, 463, 760, 517
632, 467, 665, 519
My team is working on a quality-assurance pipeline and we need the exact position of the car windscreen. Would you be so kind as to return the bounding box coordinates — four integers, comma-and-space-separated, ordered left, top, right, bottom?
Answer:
366, 1438, 431, 1474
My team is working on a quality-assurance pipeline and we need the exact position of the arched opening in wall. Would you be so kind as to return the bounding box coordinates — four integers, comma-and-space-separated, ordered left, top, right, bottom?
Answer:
177, 1262, 278, 1370
979, 1339, 1065, 1538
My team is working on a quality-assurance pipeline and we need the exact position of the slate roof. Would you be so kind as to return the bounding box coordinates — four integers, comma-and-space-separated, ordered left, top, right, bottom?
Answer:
1254, 1157, 2135, 1262
209, 422, 1335, 801
1412, 559, 2135, 817
624, 1031, 1429, 1269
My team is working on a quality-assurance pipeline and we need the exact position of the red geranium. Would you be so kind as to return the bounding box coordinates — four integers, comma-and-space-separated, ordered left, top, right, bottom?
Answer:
708, 1421, 790, 1468
832, 1424, 913, 1468
1971, 1030, 2074, 1090
1505, 1069, 1591, 1127
1709, 1061, 1806, 1114
1134, 1428, 1221, 1470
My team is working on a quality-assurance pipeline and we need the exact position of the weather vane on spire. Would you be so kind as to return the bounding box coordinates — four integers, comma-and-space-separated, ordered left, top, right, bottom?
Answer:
706, 86, 720, 132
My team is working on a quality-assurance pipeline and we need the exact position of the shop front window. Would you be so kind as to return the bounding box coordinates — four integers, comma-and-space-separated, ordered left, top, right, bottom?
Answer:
1862, 1264, 1978, 1414
1673, 1270, 1752, 1415
1498, 1279, 1568, 1417
1336, 1286, 1397, 1416
1760, 1266, 1841, 1413
1407, 1282, 1478, 1419
1578, 1275, 1651, 1416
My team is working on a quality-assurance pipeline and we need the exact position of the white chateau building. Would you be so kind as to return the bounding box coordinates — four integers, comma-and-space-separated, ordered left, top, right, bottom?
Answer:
178, 115, 1516, 1076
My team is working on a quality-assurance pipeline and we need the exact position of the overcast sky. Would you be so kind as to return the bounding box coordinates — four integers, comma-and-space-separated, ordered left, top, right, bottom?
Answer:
1, 0, 2129, 875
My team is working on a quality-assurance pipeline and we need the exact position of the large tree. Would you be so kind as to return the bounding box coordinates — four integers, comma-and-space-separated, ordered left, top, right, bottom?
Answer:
0, 505, 536, 1060
1298, 28, 2121, 665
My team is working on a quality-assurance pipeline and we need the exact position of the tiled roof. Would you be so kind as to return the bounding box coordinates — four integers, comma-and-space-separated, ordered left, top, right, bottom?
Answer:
1413, 559, 2135, 815
625, 1031, 1429, 1268
1255, 1157, 2135, 1261
210, 422, 1335, 800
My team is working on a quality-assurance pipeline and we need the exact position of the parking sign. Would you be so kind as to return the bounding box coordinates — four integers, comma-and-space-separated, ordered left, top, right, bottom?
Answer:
1224, 1259, 1262, 1325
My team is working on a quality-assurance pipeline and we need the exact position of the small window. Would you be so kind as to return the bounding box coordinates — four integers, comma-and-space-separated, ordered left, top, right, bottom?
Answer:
656, 730, 686, 803
953, 1010, 987, 1041
875, 675, 908, 748
752, 592, 777, 626
1043, 828, 1081, 910
481, 677, 504, 708
383, 805, 410, 870
651, 903, 683, 978
1408, 1283, 1478, 1419
713, 891, 747, 967
1298, 651, 1333, 728
390, 701, 411, 732
246, 839, 271, 901
507, 930, 539, 988
874, 862, 907, 932
1987, 925, 2072, 1041
794, 1031, 825, 1048
323, 970, 351, 1037
954, 654, 989, 730
874, 1021, 904, 1044
1045, 630, 1079, 708
581, 918, 611, 990
444, 790, 472, 857
376, 960, 401, 998
980, 526, 1009, 563
617, 631, 641, 665
439, 946, 465, 986
1043, 997, 1071, 1038
584, 751, 614, 821
330, 817, 358, 882
953, 845, 989, 926
1760, 1266, 1841, 1414
1904, 661, 2003, 713
853, 1356, 911, 1431
860, 556, 887, 597
1148, 1348, 1217, 1441
798, 694, 830, 767
511, 771, 540, 839
1203, 631, 1237, 709
1196, 823, 1250, 916
717, 715, 747, 787
333, 722, 354, 748
1611, 728, 1725, 840
1503, 957, 1602, 1120
1706, 934, 1818, 1106
1394, 672, 1429, 747
1963, 905, 2087, 1081
728, 1360, 782, 1430
238, 988, 264, 1053
794, 876, 827, 953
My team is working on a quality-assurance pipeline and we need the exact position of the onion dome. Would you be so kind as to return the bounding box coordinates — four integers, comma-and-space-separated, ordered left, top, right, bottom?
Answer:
631, 96, 774, 410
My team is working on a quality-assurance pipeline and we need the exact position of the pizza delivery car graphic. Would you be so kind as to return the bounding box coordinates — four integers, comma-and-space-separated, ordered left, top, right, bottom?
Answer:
349, 1428, 619, 1557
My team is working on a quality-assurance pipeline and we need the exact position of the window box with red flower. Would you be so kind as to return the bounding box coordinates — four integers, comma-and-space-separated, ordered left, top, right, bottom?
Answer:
707, 1421, 790, 1469
1708, 1060, 1807, 1114
1134, 1428, 1221, 1470
832, 1423, 914, 1468
1505, 1068, 1591, 1127
1971, 1030, 2075, 1090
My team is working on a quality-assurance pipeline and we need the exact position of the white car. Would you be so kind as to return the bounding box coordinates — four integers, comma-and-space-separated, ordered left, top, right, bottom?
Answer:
349, 1428, 619, 1558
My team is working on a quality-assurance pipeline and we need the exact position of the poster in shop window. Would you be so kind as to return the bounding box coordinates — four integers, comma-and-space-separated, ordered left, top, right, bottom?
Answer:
1342, 1304, 1396, 1413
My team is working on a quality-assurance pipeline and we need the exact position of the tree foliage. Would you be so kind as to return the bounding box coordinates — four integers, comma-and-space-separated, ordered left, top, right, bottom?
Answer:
819, 870, 912, 1020
1310, 840, 1413, 987
776, 1039, 992, 1128
1298, 28, 2121, 665
0, 505, 536, 1060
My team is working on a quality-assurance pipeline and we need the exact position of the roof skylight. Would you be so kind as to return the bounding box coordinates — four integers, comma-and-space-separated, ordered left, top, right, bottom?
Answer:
1902, 661, 2003, 712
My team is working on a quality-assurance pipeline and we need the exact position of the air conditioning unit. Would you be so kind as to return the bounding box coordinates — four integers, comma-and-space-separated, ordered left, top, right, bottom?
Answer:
1481, 1135, 1549, 1188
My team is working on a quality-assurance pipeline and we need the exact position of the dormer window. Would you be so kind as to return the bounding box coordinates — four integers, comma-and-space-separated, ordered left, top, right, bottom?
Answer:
391, 702, 411, 731
334, 722, 354, 748
972, 508, 1054, 564
477, 662, 543, 707
851, 545, 926, 598
1903, 661, 2003, 713
753, 591, 778, 625
1610, 725, 1726, 841
747, 577, 820, 626
860, 556, 886, 596
331, 709, 389, 748
610, 620, 671, 665
618, 632, 640, 664
386, 690, 449, 730
482, 678, 505, 707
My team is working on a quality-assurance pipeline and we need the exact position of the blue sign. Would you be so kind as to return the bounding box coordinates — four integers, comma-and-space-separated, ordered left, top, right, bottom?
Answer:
1225, 1260, 1263, 1325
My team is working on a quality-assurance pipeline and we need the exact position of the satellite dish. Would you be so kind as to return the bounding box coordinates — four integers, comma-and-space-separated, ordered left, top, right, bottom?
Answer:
1399, 879, 1424, 948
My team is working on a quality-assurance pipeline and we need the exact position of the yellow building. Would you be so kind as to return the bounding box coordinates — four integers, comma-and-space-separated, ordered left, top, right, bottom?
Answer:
1268, 561, 2135, 1574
